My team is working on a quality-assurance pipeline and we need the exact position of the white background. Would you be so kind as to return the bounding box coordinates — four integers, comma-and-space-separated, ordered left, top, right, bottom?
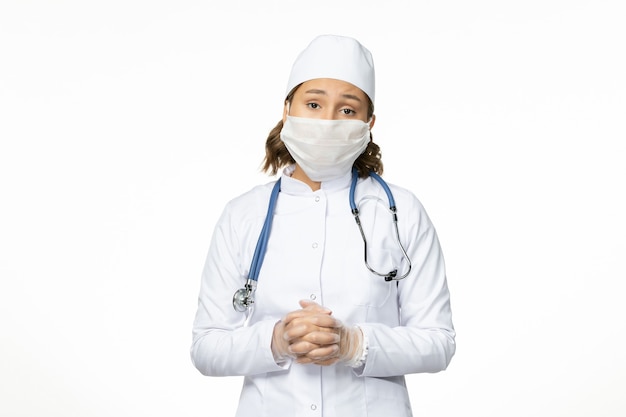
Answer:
1, 1, 624, 416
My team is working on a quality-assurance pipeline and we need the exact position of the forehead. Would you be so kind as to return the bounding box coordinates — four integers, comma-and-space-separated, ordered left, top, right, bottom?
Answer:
296, 78, 368, 100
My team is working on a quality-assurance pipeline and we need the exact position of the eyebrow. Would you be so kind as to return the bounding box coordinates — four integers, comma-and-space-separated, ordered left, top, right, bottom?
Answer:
304, 89, 362, 102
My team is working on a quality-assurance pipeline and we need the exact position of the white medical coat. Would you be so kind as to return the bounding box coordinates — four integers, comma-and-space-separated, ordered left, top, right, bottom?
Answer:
191, 166, 455, 417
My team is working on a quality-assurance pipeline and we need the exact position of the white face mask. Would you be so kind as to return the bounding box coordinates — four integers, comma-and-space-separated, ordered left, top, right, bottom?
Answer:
280, 116, 371, 182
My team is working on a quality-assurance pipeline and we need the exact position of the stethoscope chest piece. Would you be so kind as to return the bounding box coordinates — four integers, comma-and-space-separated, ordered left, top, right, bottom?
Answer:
232, 279, 257, 312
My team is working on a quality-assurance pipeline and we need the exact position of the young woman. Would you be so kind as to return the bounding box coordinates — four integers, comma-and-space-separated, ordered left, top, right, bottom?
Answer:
191, 34, 455, 417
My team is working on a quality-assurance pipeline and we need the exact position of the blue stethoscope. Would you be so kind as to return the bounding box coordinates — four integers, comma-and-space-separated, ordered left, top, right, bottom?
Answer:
232, 168, 412, 312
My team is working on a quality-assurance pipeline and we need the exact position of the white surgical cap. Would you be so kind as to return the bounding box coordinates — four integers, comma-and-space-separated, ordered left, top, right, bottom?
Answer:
285, 34, 375, 103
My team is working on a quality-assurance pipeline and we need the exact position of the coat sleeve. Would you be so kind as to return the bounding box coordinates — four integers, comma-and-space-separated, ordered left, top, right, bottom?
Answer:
190, 203, 289, 377
355, 193, 456, 377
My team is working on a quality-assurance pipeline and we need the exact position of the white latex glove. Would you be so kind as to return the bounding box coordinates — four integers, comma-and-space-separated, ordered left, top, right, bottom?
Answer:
271, 301, 336, 364
335, 322, 365, 367
271, 319, 292, 364
283, 300, 365, 367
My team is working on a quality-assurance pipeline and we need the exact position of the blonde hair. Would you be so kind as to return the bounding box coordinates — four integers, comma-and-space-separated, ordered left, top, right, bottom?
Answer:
261, 85, 383, 178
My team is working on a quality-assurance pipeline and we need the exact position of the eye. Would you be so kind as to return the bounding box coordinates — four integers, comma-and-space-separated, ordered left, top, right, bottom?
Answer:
307, 103, 320, 109
341, 108, 355, 115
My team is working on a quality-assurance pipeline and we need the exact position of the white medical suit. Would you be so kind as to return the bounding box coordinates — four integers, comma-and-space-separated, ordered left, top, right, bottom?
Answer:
191, 165, 455, 417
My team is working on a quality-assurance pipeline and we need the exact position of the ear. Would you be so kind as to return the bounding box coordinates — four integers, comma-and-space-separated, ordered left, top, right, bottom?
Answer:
282, 101, 289, 124
368, 114, 376, 130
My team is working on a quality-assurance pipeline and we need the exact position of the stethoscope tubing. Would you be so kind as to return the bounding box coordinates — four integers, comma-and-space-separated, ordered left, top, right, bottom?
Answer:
349, 168, 396, 212
233, 170, 412, 312
349, 168, 411, 281
248, 178, 282, 282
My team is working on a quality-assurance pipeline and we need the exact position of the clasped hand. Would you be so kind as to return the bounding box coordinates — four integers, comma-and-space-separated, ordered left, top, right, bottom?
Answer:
272, 300, 361, 366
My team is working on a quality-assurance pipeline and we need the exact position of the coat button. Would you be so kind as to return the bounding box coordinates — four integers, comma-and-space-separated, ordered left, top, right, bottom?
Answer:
310, 294, 317, 300
310, 404, 317, 410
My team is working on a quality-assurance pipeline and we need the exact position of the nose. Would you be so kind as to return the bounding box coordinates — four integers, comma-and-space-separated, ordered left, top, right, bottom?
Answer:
320, 108, 338, 120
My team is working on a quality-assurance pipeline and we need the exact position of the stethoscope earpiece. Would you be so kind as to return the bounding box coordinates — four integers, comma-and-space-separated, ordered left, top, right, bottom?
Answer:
384, 269, 398, 282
